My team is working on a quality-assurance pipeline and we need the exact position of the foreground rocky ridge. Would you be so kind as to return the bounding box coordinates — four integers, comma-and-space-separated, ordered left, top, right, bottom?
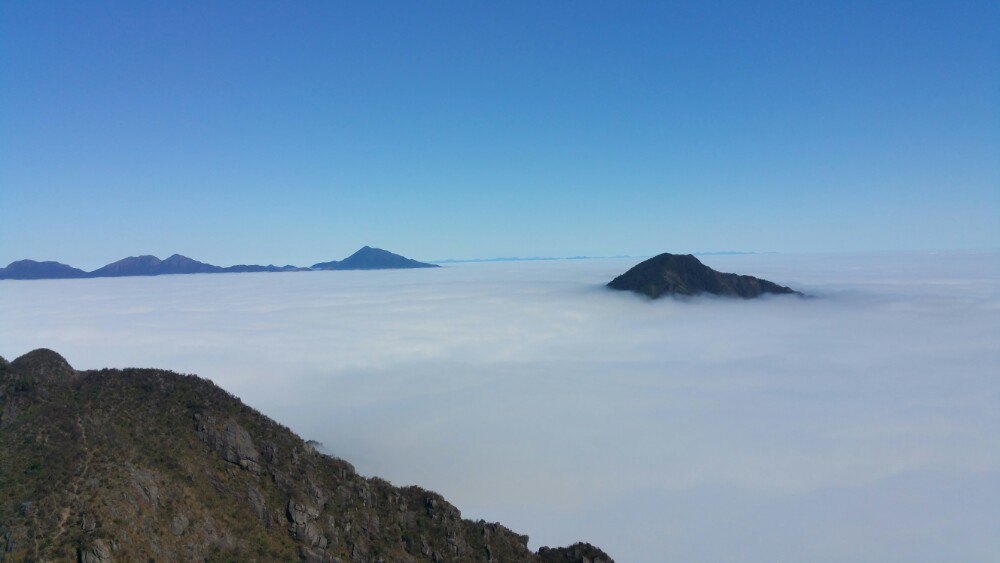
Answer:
0, 350, 611, 562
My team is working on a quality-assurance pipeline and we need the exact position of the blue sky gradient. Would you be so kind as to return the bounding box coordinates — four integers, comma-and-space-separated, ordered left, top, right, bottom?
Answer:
2, 1, 997, 268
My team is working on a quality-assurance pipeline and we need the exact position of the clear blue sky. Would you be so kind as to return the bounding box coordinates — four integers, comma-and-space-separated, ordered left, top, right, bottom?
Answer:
2, 1, 997, 268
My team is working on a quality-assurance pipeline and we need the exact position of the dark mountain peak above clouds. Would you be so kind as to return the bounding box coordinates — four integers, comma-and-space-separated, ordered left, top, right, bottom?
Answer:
608, 253, 800, 299
312, 246, 440, 270
160, 254, 225, 274
0, 259, 88, 280
0, 348, 612, 562
87, 254, 164, 277
339, 245, 439, 270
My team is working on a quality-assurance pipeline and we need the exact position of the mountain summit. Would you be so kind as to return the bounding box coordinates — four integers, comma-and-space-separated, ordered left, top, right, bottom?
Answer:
608, 253, 800, 299
312, 247, 439, 270
0, 349, 611, 562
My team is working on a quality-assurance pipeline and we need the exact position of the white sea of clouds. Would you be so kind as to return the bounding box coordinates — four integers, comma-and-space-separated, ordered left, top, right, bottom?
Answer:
1, 251, 998, 562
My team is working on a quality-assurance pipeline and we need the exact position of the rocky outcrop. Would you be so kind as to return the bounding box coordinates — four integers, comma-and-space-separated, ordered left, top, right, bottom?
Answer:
78, 539, 112, 563
286, 499, 328, 549
170, 515, 189, 536
608, 253, 800, 299
130, 468, 161, 506
195, 415, 262, 473
538, 542, 614, 563
1, 527, 26, 557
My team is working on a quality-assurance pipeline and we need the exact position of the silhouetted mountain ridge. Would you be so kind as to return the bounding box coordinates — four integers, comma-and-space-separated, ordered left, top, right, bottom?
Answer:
223, 264, 303, 273
0, 247, 438, 280
312, 246, 439, 270
88, 254, 223, 277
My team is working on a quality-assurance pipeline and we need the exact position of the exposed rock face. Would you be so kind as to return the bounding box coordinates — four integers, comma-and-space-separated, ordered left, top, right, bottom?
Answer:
0, 349, 612, 562
130, 468, 161, 506
608, 253, 800, 299
78, 539, 112, 563
170, 515, 189, 536
247, 485, 268, 523
196, 415, 262, 473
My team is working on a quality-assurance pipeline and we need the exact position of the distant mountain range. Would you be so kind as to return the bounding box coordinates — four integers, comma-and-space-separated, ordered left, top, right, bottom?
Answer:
0, 247, 437, 281
608, 253, 801, 299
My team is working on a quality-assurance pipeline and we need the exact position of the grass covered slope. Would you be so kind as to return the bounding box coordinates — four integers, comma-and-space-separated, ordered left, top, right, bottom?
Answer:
0, 350, 611, 562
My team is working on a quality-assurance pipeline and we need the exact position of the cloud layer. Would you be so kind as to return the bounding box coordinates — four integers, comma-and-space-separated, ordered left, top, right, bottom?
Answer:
2, 252, 998, 561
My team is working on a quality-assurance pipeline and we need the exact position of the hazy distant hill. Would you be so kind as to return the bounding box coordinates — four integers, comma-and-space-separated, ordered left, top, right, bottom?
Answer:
0, 260, 89, 280
0, 349, 611, 562
222, 264, 303, 273
0, 247, 438, 281
88, 254, 224, 277
608, 253, 799, 299
312, 246, 439, 270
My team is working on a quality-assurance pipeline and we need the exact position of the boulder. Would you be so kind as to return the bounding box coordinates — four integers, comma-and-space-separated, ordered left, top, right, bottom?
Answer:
79, 539, 112, 563
170, 515, 189, 536
130, 468, 160, 507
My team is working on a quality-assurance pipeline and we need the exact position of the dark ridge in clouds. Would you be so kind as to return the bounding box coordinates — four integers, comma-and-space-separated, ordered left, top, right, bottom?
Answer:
1, 252, 997, 562
607, 252, 800, 298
